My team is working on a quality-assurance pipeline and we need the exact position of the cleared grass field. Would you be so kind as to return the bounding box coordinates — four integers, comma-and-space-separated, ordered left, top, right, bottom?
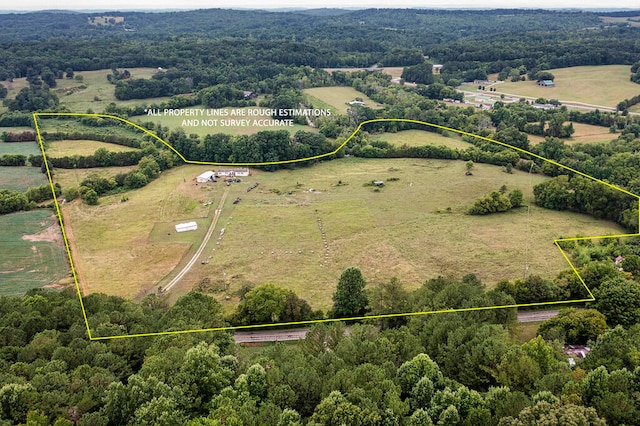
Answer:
528, 122, 616, 146
55, 68, 172, 112
369, 129, 473, 150
0, 210, 70, 296
47, 139, 140, 157
303, 87, 381, 114
131, 105, 316, 139
0, 141, 40, 157
0, 166, 49, 192
63, 156, 625, 313
495, 65, 640, 108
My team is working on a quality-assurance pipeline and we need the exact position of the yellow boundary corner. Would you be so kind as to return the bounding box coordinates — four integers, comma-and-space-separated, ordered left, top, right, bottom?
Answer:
32, 112, 640, 340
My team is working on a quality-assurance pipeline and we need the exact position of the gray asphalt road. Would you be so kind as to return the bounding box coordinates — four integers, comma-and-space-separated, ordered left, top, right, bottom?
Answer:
232, 310, 560, 343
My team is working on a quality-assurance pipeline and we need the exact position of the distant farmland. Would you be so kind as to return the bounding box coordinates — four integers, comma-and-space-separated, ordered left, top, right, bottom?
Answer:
494, 65, 640, 108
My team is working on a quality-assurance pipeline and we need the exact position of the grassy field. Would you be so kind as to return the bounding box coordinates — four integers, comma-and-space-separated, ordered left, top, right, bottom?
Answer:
47, 139, 140, 157
303, 87, 381, 114
131, 105, 316, 139
494, 65, 640, 107
0, 210, 70, 296
0, 166, 49, 192
369, 129, 474, 150
62, 156, 626, 313
527, 122, 616, 146
0, 141, 41, 157
55, 68, 172, 112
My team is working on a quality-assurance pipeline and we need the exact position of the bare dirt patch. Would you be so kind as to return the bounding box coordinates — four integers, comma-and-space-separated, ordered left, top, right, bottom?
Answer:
22, 222, 63, 245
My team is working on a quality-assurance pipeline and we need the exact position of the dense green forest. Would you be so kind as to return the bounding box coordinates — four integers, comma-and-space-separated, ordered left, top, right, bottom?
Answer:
2, 259, 640, 425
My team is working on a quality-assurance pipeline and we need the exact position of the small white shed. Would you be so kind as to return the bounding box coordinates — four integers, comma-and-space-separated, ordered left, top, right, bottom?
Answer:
175, 221, 198, 233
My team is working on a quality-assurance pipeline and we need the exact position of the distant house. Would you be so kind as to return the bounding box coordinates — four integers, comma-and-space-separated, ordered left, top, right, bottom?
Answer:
348, 100, 366, 106
175, 222, 198, 233
373, 180, 384, 186
538, 80, 555, 87
217, 167, 250, 177
433, 64, 444, 74
197, 171, 217, 183
243, 91, 257, 99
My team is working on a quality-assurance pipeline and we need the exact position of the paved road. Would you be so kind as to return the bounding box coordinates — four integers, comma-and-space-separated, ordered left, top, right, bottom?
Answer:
233, 309, 560, 343
163, 186, 229, 292
517, 309, 559, 323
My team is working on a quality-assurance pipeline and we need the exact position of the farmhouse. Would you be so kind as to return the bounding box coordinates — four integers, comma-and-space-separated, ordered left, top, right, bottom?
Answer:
196, 171, 217, 183
175, 221, 198, 233
538, 80, 555, 87
217, 167, 250, 177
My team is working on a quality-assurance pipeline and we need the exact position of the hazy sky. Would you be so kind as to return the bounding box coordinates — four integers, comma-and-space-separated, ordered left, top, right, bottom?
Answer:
5, 0, 640, 11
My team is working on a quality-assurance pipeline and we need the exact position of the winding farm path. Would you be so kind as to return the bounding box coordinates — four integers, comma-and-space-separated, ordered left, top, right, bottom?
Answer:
163, 186, 229, 292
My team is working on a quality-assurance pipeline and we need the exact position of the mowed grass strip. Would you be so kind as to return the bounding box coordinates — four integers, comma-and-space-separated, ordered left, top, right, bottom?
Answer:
47, 139, 140, 157
495, 65, 640, 107
0, 210, 70, 296
303, 87, 381, 114
164, 157, 624, 312
0, 166, 49, 192
369, 129, 473, 150
62, 164, 220, 299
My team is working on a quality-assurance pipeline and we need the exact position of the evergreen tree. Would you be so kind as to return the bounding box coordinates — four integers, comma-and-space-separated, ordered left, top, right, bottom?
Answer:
332, 267, 368, 318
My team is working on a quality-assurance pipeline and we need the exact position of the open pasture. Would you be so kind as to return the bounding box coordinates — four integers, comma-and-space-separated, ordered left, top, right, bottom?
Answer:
303, 87, 381, 114
369, 129, 473, 150
0, 210, 70, 296
495, 65, 640, 108
182, 157, 625, 312
63, 154, 627, 312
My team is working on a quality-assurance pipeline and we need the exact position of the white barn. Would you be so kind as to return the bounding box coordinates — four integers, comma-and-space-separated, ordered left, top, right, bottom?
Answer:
197, 171, 216, 183
217, 168, 250, 177
175, 221, 198, 233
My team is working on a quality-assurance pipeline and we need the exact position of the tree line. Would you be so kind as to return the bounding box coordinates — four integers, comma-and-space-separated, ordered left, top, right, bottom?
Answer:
2, 249, 640, 424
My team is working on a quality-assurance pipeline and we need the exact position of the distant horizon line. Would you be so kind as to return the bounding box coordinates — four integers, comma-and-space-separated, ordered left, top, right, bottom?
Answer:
1, 6, 639, 13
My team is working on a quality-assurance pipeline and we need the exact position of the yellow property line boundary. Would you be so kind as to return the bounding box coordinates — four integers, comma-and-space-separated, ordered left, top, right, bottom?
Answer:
32, 112, 640, 340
